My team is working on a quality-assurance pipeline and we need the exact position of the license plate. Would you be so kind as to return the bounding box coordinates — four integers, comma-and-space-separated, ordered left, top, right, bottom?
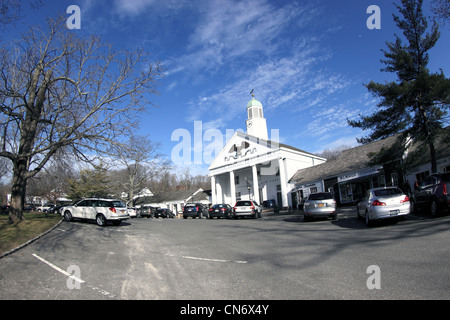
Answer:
389, 210, 399, 216
318, 203, 324, 207
215, 209, 219, 212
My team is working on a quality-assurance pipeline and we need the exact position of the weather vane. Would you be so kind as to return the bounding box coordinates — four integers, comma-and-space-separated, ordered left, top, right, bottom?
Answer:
250, 88, 254, 98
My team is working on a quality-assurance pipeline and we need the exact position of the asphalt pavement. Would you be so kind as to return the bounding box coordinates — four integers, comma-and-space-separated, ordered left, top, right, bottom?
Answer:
0, 207, 449, 301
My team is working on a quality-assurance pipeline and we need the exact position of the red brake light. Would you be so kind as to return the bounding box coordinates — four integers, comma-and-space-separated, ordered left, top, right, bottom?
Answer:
372, 200, 386, 206
109, 207, 116, 213
442, 183, 447, 195
401, 196, 410, 203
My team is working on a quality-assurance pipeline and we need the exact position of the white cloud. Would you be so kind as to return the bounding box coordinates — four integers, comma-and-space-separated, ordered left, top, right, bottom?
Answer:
112, 0, 157, 16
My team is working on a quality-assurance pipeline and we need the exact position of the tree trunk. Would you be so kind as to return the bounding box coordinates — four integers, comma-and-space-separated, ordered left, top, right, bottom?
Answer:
429, 140, 438, 174
9, 158, 29, 222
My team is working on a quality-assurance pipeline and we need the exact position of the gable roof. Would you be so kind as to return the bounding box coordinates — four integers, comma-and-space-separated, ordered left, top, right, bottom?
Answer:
290, 134, 400, 184
209, 131, 324, 172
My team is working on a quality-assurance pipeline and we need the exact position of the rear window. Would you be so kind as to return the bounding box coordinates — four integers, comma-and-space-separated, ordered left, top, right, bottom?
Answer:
308, 193, 333, 200
111, 200, 126, 208
374, 188, 403, 197
236, 201, 252, 206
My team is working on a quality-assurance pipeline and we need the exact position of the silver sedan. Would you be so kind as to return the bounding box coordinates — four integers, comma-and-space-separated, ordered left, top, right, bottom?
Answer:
303, 192, 337, 221
357, 187, 410, 226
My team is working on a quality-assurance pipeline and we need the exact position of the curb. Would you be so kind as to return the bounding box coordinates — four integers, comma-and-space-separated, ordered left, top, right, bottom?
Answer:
0, 218, 63, 260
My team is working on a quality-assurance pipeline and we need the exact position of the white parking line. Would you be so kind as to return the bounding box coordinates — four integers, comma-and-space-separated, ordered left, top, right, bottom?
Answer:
32, 254, 118, 299
32, 254, 85, 284
165, 253, 247, 264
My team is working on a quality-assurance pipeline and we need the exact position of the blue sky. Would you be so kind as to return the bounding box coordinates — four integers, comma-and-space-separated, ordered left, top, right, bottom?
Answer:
14, 0, 450, 175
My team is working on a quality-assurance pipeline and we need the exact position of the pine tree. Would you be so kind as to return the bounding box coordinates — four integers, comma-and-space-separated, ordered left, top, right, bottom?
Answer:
348, 0, 450, 173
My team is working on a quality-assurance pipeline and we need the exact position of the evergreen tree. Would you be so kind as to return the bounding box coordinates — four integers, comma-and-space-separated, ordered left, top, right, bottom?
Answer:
348, 0, 450, 173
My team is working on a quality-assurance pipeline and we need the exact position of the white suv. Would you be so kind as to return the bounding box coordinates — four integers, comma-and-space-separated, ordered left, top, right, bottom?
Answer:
62, 198, 129, 226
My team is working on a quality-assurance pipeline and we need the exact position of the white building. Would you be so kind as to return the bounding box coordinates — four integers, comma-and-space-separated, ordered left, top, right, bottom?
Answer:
208, 96, 325, 208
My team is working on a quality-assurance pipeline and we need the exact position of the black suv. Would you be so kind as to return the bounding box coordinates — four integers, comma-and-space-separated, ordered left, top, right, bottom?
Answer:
412, 173, 450, 216
183, 203, 209, 219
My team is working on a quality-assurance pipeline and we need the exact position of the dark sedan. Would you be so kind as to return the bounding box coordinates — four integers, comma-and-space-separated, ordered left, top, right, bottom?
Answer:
208, 204, 233, 219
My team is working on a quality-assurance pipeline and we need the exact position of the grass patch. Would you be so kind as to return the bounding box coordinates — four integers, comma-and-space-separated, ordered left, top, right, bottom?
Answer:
0, 212, 62, 256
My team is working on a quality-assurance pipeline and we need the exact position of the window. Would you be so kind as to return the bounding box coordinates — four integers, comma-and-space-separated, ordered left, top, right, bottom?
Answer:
235, 175, 240, 185
248, 109, 253, 119
310, 187, 318, 194
236, 192, 241, 201
308, 192, 333, 200
77, 200, 89, 206
374, 188, 403, 197
416, 171, 429, 184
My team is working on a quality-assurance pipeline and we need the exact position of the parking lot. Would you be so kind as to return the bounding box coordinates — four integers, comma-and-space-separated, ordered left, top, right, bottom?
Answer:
0, 207, 449, 301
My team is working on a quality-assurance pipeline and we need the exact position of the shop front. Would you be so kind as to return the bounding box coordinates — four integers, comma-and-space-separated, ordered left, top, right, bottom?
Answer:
337, 166, 385, 205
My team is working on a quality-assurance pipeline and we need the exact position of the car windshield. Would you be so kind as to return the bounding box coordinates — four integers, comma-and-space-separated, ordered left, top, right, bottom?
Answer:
236, 201, 252, 206
374, 188, 403, 197
308, 193, 333, 200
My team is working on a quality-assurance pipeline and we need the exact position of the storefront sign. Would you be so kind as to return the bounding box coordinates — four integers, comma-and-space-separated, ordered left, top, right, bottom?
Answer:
337, 167, 382, 183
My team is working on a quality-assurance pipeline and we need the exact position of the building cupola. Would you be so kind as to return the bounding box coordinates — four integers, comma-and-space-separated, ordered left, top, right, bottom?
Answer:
246, 94, 268, 140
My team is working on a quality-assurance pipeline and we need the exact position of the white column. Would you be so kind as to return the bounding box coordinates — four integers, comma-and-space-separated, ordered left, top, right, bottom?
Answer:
229, 171, 236, 205
252, 165, 260, 204
278, 158, 288, 208
210, 175, 216, 205
216, 178, 223, 203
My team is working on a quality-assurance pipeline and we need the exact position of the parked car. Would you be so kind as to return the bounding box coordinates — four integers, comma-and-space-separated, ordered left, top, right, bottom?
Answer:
127, 207, 137, 218
209, 204, 233, 219
232, 200, 261, 219
303, 192, 337, 221
48, 205, 64, 215
137, 205, 156, 218
37, 204, 54, 212
62, 198, 129, 226
357, 187, 410, 226
183, 203, 209, 219
411, 173, 450, 217
155, 208, 175, 218
263, 199, 276, 208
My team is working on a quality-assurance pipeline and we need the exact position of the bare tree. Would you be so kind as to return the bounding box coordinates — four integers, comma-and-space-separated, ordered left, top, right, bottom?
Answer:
109, 135, 170, 203
0, 0, 42, 28
0, 16, 163, 222
317, 145, 353, 162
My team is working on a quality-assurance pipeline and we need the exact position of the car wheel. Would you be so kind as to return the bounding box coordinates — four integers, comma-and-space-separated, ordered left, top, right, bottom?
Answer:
64, 211, 73, 222
410, 200, 415, 214
365, 210, 372, 227
356, 207, 361, 220
430, 200, 439, 217
96, 214, 107, 227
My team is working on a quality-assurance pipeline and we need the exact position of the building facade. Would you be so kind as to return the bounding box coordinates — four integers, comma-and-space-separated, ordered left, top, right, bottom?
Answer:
208, 96, 325, 208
